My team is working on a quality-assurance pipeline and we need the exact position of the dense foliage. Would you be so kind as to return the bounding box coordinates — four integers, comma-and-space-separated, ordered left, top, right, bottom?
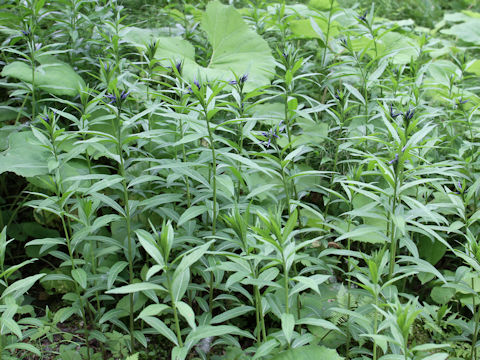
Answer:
0, 0, 479, 359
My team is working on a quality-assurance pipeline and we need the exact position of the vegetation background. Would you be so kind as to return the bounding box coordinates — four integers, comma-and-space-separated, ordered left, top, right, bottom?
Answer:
0, 0, 479, 359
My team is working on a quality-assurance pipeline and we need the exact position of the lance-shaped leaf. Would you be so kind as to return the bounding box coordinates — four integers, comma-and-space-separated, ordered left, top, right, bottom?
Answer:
271, 345, 343, 360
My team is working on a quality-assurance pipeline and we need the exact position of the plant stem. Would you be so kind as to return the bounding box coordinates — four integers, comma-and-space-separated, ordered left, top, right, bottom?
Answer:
112, 106, 135, 351
471, 277, 479, 360
388, 164, 402, 280
169, 275, 184, 347
203, 104, 217, 313
203, 105, 217, 236
283, 262, 289, 315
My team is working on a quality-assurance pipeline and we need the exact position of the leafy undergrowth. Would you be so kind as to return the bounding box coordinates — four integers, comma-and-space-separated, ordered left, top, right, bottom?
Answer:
0, 0, 479, 359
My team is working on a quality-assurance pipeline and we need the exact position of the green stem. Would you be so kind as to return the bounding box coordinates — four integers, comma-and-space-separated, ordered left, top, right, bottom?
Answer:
471, 277, 479, 360
373, 295, 379, 360
253, 274, 266, 342
169, 277, 184, 347
203, 105, 217, 313
283, 262, 289, 315
388, 165, 402, 280
112, 107, 135, 351
179, 118, 191, 207
321, 0, 334, 67
204, 106, 217, 235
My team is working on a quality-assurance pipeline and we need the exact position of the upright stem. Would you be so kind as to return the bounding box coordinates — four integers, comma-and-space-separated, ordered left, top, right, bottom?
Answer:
170, 298, 184, 346
203, 105, 217, 313
179, 118, 191, 207
471, 277, 479, 360
283, 261, 289, 315
112, 107, 135, 350
388, 166, 401, 280
204, 106, 217, 236
373, 295, 379, 360
321, 0, 335, 67
283, 86, 302, 225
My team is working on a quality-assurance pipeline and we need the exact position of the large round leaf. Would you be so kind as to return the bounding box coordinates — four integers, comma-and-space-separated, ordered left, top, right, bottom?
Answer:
122, 1, 275, 90
0, 130, 51, 177
1, 55, 85, 96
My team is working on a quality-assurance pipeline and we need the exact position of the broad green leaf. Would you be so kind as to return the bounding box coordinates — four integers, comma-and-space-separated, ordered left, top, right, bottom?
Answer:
418, 237, 446, 266
123, 1, 275, 91
289, 17, 341, 42
430, 286, 455, 305
0, 131, 51, 177
121, 26, 195, 59
467, 59, 480, 75
271, 345, 343, 360
441, 18, 480, 44
1, 55, 85, 96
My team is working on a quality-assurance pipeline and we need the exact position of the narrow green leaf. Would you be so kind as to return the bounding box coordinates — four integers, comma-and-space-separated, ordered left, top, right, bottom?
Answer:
176, 301, 196, 329
71, 268, 87, 289
106, 282, 166, 294
281, 313, 295, 344
210, 305, 255, 324
142, 316, 178, 346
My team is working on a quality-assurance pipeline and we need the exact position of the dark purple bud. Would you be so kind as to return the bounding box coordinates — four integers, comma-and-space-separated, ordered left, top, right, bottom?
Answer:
229, 80, 237, 85
390, 104, 401, 119
260, 122, 285, 148
105, 93, 117, 104
120, 90, 130, 101
175, 61, 182, 74
358, 11, 367, 23
388, 153, 399, 165
41, 115, 50, 123
193, 79, 201, 90
457, 97, 469, 105
404, 108, 415, 121
239, 74, 248, 85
